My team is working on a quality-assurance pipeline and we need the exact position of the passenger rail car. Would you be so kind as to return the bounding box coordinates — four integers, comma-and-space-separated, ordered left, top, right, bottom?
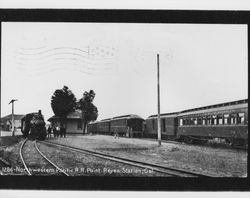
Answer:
111, 115, 144, 137
145, 99, 248, 145
88, 99, 247, 146
177, 99, 248, 145
88, 114, 145, 137
145, 112, 179, 140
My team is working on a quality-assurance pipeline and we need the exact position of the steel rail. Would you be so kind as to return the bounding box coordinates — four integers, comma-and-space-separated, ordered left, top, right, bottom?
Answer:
0, 157, 11, 167
34, 140, 69, 176
19, 138, 32, 175
0, 158, 11, 175
40, 140, 212, 177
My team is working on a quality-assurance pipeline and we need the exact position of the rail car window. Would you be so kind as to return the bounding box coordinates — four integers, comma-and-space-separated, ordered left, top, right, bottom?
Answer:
183, 119, 186, 125
211, 115, 217, 125
230, 114, 237, 124
161, 118, 166, 132
180, 119, 183, 126
194, 118, 197, 125
218, 115, 223, 125
238, 113, 245, 124
189, 118, 193, 125
224, 114, 229, 124
189, 118, 194, 125
152, 119, 155, 129
202, 117, 206, 125
197, 117, 202, 125
207, 116, 211, 125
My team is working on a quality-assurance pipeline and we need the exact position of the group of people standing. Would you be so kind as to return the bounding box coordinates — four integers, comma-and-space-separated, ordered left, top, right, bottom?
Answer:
47, 125, 66, 138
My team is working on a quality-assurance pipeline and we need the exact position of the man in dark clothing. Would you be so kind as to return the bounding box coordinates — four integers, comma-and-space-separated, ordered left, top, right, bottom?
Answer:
60, 127, 63, 138
56, 126, 60, 137
47, 126, 52, 138
53, 127, 56, 137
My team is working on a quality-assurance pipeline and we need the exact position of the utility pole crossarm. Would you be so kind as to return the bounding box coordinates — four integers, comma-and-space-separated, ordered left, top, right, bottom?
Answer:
8, 99, 17, 104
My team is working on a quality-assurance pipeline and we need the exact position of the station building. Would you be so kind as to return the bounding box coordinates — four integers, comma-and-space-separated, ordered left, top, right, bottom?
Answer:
48, 110, 84, 134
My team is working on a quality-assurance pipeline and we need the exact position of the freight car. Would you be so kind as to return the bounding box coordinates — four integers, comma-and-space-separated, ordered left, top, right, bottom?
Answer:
145, 99, 248, 146
88, 114, 144, 137
21, 110, 47, 140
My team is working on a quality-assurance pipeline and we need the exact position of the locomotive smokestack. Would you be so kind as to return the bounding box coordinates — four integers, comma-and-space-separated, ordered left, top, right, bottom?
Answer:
38, 110, 41, 115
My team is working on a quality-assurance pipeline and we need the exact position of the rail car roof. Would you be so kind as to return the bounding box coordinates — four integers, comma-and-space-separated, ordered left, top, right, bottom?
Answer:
147, 112, 179, 119
179, 99, 248, 116
100, 118, 111, 122
89, 115, 144, 124
146, 99, 248, 119
112, 114, 144, 120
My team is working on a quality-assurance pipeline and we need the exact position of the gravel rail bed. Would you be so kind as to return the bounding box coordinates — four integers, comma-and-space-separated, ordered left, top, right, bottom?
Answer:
21, 140, 64, 176
0, 137, 27, 175
46, 135, 247, 177
37, 141, 167, 176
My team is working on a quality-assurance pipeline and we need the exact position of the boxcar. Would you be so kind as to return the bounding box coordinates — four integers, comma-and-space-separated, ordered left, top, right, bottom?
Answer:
177, 99, 248, 145
145, 112, 179, 140
110, 114, 144, 137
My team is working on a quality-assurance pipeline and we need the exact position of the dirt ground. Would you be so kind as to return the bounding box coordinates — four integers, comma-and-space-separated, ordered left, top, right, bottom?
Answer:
47, 134, 247, 177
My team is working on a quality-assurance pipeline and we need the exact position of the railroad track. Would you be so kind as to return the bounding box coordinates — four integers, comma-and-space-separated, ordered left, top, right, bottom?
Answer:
40, 140, 212, 177
20, 139, 69, 176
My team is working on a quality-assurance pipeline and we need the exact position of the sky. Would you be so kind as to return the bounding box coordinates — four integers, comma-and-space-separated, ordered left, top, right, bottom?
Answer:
1, 22, 248, 122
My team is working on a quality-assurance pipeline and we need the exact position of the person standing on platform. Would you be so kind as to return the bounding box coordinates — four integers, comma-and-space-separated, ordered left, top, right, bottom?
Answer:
56, 125, 60, 137
60, 126, 63, 138
47, 125, 52, 138
53, 127, 56, 137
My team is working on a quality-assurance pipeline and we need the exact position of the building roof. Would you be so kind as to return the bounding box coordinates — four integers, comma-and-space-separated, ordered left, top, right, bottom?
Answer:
48, 110, 83, 121
1, 114, 25, 122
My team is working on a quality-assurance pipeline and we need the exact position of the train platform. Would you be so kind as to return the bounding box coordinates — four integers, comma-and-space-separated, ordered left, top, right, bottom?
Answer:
46, 134, 247, 177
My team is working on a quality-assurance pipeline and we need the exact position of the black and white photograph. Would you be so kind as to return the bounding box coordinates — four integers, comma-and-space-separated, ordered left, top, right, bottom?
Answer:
0, 8, 249, 190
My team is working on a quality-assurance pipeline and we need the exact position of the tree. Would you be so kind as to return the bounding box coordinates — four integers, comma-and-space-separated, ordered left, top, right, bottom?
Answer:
51, 86, 77, 128
77, 90, 98, 134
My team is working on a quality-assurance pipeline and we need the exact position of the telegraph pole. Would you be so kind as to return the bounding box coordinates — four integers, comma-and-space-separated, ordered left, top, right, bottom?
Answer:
157, 54, 161, 146
9, 99, 18, 136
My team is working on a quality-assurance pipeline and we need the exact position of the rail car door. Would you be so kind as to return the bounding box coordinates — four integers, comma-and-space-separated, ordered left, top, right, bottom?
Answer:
108, 121, 111, 134
174, 117, 178, 136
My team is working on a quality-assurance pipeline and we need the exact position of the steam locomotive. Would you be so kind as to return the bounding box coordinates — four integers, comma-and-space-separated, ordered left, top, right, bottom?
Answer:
88, 99, 248, 146
21, 110, 47, 140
